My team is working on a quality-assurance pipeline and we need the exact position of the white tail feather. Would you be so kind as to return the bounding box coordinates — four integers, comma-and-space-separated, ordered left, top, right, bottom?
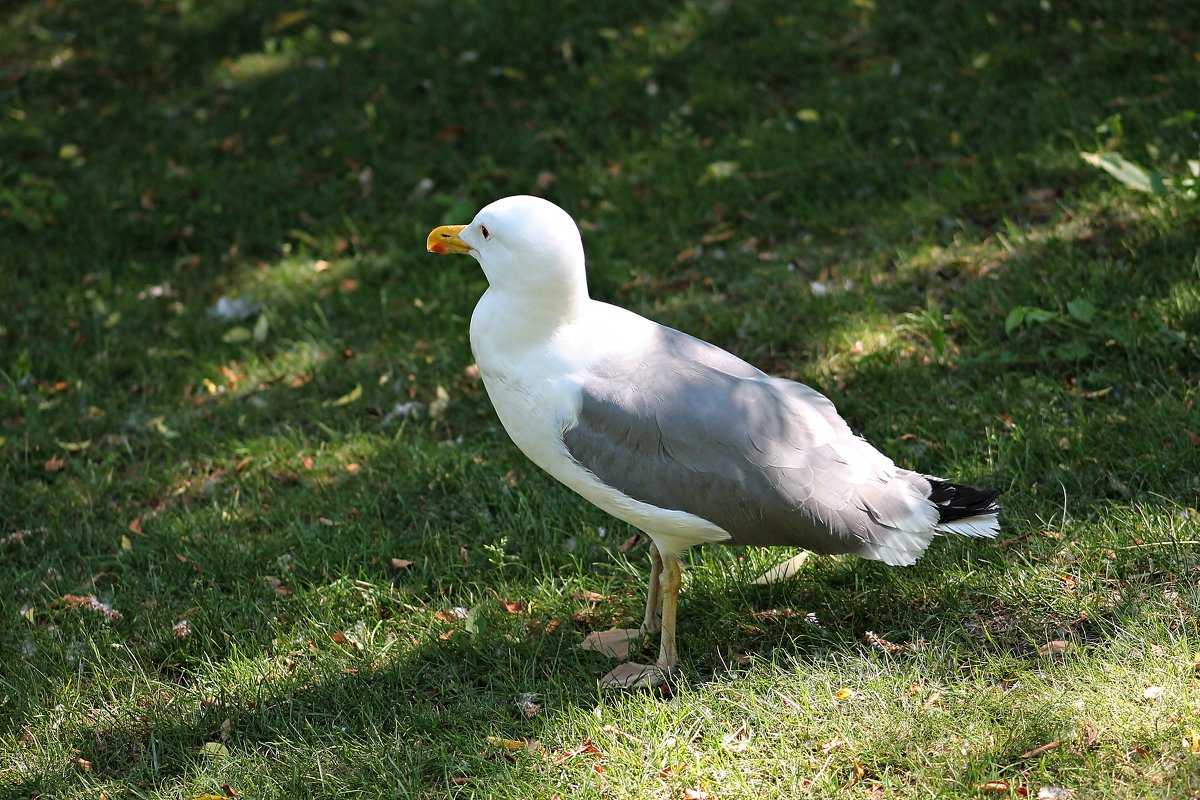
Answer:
934, 514, 1000, 539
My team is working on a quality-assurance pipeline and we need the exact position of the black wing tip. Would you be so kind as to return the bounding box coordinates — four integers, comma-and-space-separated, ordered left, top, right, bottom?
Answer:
927, 478, 1002, 524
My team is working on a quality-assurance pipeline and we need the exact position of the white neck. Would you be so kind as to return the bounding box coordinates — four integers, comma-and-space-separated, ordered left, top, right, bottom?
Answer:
470, 282, 592, 367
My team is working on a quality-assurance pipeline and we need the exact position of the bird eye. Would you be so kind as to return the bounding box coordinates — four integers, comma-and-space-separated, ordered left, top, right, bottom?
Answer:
480, 224, 490, 240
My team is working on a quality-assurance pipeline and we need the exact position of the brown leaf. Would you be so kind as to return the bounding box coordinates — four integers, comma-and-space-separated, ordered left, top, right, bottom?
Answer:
262, 576, 292, 597
390, 558, 414, 570
221, 785, 239, 798
74, 756, 92, 772
919, 690, 942, 713
1189, 431, 1200, 447
139, 188, 155, 211
1081, 721, 1101, 749
458, 545, 469, 565
501, 600, 526, 614
44, 456, 65, 472
819, 739, 843, 753
864, 630, 903, 653
1038, 640, 1074, 656
980, 782, 1010, 795
579, 628, 641, 660
330, 632, 359, 649
128, 518, 143, 535
572, 589, 606, 604
62, 594, 122, 621
1021, 740, 1061, 759
750, 608, 803, 622
617, 533, 641, 552
172, 619, 192, 638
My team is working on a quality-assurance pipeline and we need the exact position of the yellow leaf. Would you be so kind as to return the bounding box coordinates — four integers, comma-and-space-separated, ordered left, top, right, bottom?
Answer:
59, 143, 81, 160
834, 688, 855, 700
1188, 729, 1199, 754
197, 742, 230, 757
21, 606, 35, 623
487, 736, 526, 750
120, 535, 132, 552
429, 384, 450, 418
268, 9, 309, 32
796, 108, 821, 123
324, 384, 363, 407
56, 439, 92, 451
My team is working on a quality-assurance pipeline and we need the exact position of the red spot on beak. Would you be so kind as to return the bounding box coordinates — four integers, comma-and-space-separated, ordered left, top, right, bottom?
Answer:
430, 242, 445, 254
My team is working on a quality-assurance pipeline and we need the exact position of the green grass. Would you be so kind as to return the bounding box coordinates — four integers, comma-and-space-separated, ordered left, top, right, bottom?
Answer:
2, 0, 1199, 797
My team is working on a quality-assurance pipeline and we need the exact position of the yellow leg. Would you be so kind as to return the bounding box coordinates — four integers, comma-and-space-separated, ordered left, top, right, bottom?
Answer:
656, 557, 681, 671
642, 543, 663, 634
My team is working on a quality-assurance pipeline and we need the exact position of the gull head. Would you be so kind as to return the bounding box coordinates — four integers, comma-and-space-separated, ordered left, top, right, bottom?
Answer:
427, 195, 587, 299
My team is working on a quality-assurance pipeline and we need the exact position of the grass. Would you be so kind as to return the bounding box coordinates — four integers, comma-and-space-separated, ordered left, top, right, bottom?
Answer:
2, 0, 1198, 797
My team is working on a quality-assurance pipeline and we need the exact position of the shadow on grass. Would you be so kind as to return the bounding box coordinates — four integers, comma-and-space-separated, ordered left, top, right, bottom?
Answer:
3, 0, 1199, 793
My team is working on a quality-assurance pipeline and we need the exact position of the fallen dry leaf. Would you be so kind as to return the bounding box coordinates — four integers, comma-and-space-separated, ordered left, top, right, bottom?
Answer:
572, 589, 606, 604
501, 600, 526, 614
840, 760, 866, 791
919, 690, 942, 713
980, 781, 1010, 794
458, 545, 469, 565
579, 628, 640, 660
74, 756, 92, 772
1021, 741, 1061, 759
172, 619, 192, 638
1038, 640, 1074, 656
682, 789, 709, 800
390, 558, 414, 570
62, 594, 122, 621
262, 576, 292, 597
819, 739, 843, 753
617, 533, 641, 552
751, 552, 811, 584
129, 518, 143, 535
833, 687, 856, 701
487, 736, 526, 750
1186, 729, 1200, 754
864, 630, 904, 653
552, 737, 603, 766
221, 784, 239, 798
45, 456, 65, 472
330, 632, 360, 649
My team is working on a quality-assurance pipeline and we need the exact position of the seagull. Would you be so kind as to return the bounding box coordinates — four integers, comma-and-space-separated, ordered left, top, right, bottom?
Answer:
427, 195, 1000, 688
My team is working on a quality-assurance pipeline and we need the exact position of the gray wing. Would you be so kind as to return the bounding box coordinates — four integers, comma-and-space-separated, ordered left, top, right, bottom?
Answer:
561, 324, 938, 560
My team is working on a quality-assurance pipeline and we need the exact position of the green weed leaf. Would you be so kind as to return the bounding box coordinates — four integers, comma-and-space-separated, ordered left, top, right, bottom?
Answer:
1080, 151, 1166, 196
1067, 298, 1096, 324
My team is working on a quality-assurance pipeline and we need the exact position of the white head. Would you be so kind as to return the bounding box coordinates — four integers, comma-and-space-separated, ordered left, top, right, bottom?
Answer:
427, 195, 588, 304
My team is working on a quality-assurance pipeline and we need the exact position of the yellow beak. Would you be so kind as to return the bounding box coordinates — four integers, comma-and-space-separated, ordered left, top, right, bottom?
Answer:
426, 224, 470, 255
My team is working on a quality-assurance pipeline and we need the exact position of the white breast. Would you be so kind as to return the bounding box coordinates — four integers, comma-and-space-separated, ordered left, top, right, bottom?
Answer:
469, 292, 731, 556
